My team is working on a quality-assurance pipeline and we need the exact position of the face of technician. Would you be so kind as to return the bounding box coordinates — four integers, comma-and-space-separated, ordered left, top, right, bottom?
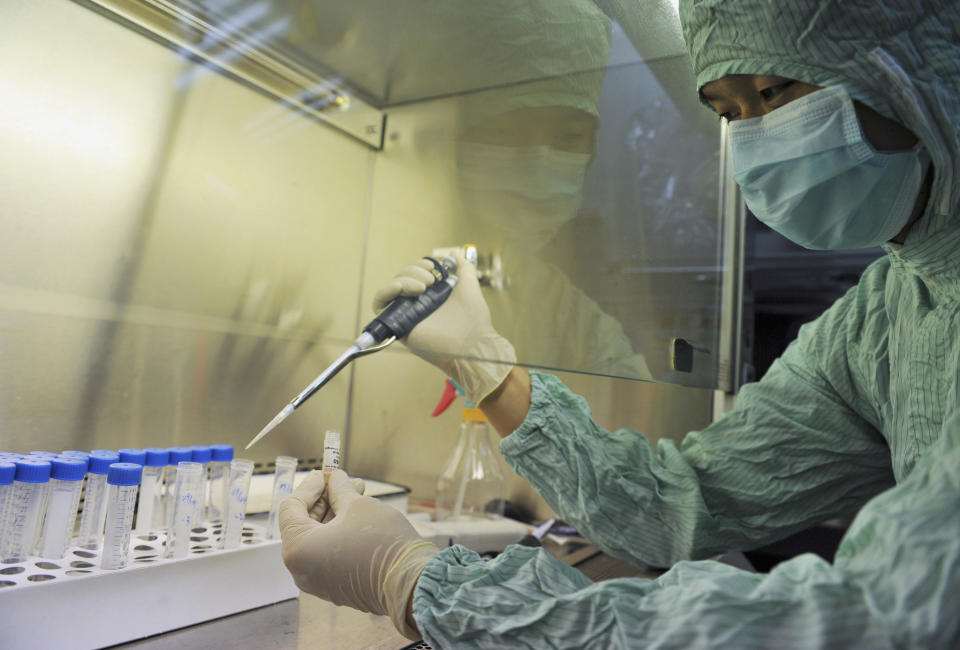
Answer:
701, 74, 930, 247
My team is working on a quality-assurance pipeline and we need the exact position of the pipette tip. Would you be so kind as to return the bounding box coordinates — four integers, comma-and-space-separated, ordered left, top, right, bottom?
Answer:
245, 403, 295, 450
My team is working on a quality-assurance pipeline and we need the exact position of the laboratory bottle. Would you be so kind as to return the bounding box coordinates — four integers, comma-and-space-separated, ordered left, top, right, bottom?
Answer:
436, 407, 506, 521
75, 451, 119, 549
207, 444, 234, 522
222, 458, 255, 550
100, 462, 142, 570
267, 456, 298, 539
190, 445, 213, 522
0, 462, 16, 556
168, 461, 205, 559
37, 458, 87, 559
1, 459, 52, 563
163, 446, 193, 533
135, 448, 168, 535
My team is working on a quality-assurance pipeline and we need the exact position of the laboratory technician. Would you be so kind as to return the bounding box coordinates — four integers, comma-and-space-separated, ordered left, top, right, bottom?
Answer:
279, 0, 960, 647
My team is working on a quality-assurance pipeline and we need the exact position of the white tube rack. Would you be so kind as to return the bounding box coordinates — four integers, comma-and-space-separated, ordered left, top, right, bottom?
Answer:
0, 518, 298, 649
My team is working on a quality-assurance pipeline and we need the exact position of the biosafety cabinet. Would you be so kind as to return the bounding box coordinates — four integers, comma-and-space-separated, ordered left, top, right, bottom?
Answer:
0, 0, 743, 507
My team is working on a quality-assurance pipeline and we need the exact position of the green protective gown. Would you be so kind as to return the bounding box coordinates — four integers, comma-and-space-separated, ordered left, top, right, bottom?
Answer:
414, 0, 960, 647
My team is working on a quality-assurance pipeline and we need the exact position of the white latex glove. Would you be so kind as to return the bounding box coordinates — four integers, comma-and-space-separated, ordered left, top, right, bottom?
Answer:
372, 251, 516, 404
279, 469, 440, 640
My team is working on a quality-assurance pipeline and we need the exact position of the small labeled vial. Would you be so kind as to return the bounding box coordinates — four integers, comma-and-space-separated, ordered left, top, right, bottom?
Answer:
163, 447, 193, 533
0, 462, 16, 557
222, 459, 255, 550
322, 430, 341, 475
37, 458, 87, 559
207, 444, 234, 523
168, 461, 204, 559
135, 448, 168, 535
100, 463, 142, 570
75, 451, 119, 549
267, 456, 297, 539
1, 459, 52, 563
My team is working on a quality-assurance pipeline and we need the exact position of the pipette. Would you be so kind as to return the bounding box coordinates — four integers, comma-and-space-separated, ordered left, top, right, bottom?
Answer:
246, 255, 459, 450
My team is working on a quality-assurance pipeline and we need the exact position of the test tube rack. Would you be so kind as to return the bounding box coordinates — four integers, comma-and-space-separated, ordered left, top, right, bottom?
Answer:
0, 517, 298, 649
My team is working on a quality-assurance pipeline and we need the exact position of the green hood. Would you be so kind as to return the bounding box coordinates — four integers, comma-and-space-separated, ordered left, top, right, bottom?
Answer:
679, 0, 960, 290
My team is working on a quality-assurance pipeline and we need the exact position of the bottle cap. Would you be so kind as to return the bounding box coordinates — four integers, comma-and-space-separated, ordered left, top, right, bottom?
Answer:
14, 459, 52, 483
107, 463, 143, 486
60, 450, 90, 458
144, 448, 170, 467
28, 451, 58, 458
0, 453, 23, 461
50, 458, 88, 481
118, 448, 147, 465
210, 444, 234, 462
461, 407, 487, 423
88, 452, 120, 475
0, 462, 15, 485
90, 449, 116, 456
167, 446, 193, 465
190, 445, 212, 464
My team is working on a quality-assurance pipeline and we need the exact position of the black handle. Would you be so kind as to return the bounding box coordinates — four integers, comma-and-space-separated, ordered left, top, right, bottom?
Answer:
364, 278, 455, 342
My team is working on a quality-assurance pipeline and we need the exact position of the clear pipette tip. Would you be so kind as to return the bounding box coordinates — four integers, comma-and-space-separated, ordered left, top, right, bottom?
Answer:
245, 403, 295, 450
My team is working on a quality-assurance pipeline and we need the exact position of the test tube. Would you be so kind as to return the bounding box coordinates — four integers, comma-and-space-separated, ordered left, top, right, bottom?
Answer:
1, 459, 51, 563
207, 444, 234, 522
37, 458, 87, 559
221, 459, 255, 550
0, 462, 16, 556
267, 456, 298, 539
135, 448, 168, 535
168, 461, 204, 559
75, 451, 119, 549
190, 446, 212, 523
163, 447, 193, 533
322, 430, 341, 475
100, 463, 142, 570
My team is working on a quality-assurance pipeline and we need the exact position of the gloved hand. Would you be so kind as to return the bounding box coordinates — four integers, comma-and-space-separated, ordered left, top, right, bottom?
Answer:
279, 469, 440, 639
372, 251, 516, 404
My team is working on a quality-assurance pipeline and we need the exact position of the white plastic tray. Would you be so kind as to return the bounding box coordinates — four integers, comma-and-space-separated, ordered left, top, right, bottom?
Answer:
0, 519, 297, 649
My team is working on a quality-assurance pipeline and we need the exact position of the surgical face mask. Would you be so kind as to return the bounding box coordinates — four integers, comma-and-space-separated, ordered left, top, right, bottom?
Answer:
729, 85, 930, 250
457, 143, 591, 251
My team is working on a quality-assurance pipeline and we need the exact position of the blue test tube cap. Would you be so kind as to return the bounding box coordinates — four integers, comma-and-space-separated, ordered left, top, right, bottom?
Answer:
29, 451, 58, 458
107, 462, 143, 486
56, 454, 89, 474
0, 453, 23, 461
167, 446, 193, 465
50, 458, 88, 482
0, 462, 15, 485
190, 445, 212, 464
88, 451, 120, 475
60, 450, 91, 458
118, 448, 147, 465
144, 447, 169, 467
210, 444, 234, 462
14, 459, 52, 483
90, 449, 115, 456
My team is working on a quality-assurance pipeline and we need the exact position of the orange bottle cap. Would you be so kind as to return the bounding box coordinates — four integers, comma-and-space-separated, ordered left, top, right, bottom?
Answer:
461, 407, 487, 422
